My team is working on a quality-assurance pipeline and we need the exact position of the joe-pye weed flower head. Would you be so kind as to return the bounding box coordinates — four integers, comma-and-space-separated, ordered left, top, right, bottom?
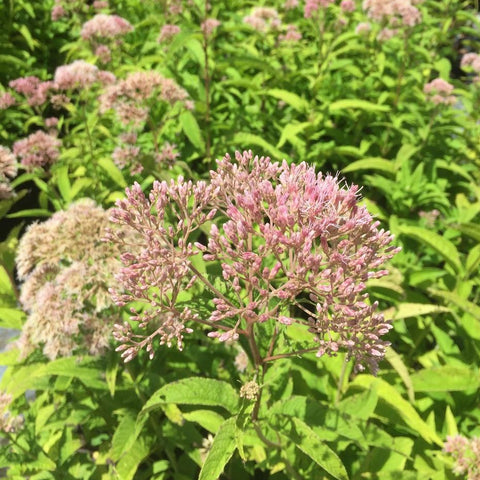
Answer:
108, 151, 399, 373
16, 200, 134, 360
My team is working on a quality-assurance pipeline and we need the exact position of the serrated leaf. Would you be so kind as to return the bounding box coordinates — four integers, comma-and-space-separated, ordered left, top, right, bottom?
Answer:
329, 99, 390, 113
264, 89, 309, 112
274, 416, 349, 480
180, 110, 205, 151
115, 435, 152, 480
141, 377, 239, 417
397, 225, 462, 274
199, 417, 236, 480
351, 376, 442, 446
342, 158, 394, 174
410, 366, 479, 392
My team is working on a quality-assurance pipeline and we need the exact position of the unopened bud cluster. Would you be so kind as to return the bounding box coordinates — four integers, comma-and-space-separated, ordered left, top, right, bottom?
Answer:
108, 151, 399, 372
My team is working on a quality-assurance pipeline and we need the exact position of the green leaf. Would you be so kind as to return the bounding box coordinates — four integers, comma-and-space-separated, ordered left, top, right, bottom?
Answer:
428, 288, 480, 318
264, 89, 309, 113
383, 303, 450, 321
180, 110, 205, 151
111, 413, 137, 461
397, 225, 462, 274
115, 436, 153, 480
182, 409, 225, 434
56, 165, 71, 202
384, 348, 415, 403
444, 405, 458, 436
466, 244, 480, 277
342, 157, 394, 174
141, 377, 239, 417
456, 222, 480, 242
274, 416, 349, 480
0, 308, 24, 329
233, 132, 287, 159
410, 366, 479, 392
199, 417, 237, 480
98, 157, 127, 188
6, 209, 51, 218
351, 376, 442, 446
329, 99, 390, 113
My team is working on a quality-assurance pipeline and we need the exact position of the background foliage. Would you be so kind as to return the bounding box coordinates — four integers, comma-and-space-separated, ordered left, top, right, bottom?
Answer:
0, 0, 479, 478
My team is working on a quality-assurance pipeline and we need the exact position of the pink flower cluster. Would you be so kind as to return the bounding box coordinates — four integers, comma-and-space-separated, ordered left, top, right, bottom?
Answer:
0, 92, 16, 110
362, 0, 422, 27
99, 71, 189, 126
81, 14, 133, 41
340, 0, 356, 12
304, 0, 335, 19
108, 151, 398, 372
444, 435, 480, 479
461, 53, 480, 73
54, 60, 101, 90
244, 7, 281, 32
158, 24, 181, 43
201, 18, 221, 37
9, 76, 53, 107
284, 0, 299, 9
13, 131, 61, 170
423, 78, 456, 106
278, 24, 302, 42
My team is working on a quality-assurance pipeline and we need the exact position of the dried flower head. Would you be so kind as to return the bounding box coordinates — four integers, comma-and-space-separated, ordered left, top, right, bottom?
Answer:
16, 200, 133, 360
13, 131, 61, 170
108, 151, 398, 373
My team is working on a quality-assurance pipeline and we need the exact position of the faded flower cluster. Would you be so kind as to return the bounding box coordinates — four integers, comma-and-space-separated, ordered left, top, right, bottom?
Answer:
98, 70, 190, 126
444, 435, 480, 480
304, 0, 335, 19
0, 146, 17, 200
108, 151, 398, 373
16, 200, 131, 360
